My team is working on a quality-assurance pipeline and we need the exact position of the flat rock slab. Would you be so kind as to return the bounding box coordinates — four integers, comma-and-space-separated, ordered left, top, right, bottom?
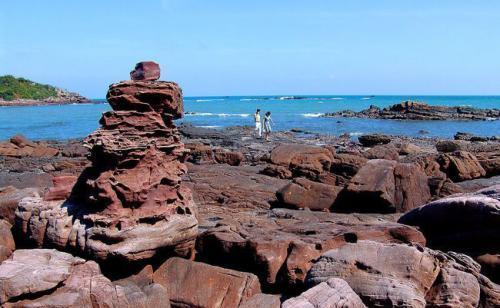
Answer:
184, 163, 289, 209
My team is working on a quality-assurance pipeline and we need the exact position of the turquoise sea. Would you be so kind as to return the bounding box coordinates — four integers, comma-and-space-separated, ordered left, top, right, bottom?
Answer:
0, 95, 499, 141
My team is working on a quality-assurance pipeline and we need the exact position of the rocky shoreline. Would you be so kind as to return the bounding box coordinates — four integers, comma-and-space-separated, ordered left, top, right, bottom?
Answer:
0, 63, 499, 307
0, 88, 90, 106
323, 100, 500, 121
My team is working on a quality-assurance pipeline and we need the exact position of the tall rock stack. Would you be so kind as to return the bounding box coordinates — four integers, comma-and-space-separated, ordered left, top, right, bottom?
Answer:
15, 62, 198, 262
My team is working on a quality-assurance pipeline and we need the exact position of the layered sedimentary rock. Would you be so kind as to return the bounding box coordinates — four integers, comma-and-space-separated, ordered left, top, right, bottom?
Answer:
323, 101, 500, 121
306, 240, 500, 307
14, 67, 198, 262
153, 257, 261, 307
196, 207, 425, 291
282, 278, 366, 308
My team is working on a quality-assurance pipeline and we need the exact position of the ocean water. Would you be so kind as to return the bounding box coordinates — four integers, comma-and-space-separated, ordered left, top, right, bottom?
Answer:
0, 95, 499, 141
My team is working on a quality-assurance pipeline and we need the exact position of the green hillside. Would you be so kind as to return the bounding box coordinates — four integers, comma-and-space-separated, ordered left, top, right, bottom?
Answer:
0, 75, 58, 101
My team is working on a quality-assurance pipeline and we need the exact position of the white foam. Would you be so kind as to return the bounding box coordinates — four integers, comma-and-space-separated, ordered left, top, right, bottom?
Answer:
349, 131, 364, 136
197, 125, 221, 128
302, 113, 323, 118
195, 99, 225, 102
331, 97, 344, 100
185, 112, 214, 116
361, 97, 371, 100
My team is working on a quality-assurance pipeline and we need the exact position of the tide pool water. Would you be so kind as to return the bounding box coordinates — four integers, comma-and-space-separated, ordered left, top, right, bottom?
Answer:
0, 95, 499, 140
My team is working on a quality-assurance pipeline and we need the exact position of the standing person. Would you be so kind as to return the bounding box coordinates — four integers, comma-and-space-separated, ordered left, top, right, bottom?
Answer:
254, 109, 262, 138
263, 111, 274, 141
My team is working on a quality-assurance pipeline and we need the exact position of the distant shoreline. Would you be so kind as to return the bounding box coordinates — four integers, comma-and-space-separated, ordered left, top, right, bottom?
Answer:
0, 98, 96, 107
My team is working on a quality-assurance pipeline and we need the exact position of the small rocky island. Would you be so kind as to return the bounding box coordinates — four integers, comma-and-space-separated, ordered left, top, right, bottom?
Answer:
323, 101, 500, 121
0, 75, 89, 106
0, 63, 499, 307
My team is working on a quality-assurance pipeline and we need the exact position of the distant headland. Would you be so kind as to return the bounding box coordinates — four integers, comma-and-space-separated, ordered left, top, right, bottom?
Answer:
0, 75, 89, 106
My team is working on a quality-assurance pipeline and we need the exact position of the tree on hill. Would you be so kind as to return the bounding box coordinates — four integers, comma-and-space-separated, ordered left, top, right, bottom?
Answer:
0, 75, 58, 101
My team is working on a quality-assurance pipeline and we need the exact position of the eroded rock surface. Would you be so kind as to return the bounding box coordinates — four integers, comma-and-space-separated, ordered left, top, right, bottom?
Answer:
14, 67, 198, 263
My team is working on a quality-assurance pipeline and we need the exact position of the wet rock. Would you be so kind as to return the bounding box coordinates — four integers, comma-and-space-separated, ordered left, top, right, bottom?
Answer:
130, 61, 161, 81
438, 151, 486, 182
334, 160, 431, 213
276, 177, 342, 211
153, 257, 261, 308
358, 134, 391, 147
0, 220, 14, 262
0, 186, 39, 224
283, 278, 366, 308
398, 185, 500, 255
14, 68, 198, 263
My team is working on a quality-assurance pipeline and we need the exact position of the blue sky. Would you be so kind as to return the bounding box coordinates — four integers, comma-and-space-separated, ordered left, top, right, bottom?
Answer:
1, 1, 500, 98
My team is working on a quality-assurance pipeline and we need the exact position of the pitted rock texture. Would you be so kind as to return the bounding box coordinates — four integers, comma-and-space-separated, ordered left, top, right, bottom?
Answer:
283, 278, 366, 308
0, 249, 168, 307
14, 73, 198, 263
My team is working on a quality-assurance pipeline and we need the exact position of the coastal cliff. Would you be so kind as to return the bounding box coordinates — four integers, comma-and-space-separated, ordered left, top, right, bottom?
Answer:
0, 75, 89, 106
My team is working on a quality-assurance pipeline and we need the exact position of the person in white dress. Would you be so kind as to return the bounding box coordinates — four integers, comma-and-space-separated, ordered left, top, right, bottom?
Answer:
254, 109, 262, 138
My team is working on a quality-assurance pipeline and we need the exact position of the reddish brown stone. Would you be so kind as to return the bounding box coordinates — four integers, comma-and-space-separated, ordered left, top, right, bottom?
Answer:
107, 80, 184, 119
43, 175, 77, 201
153, 257, 261, 307
130, 61, 161, 81
276, 177, 342, 211
214, 149, 244, 166
438, 151, 486, 182
269, 144, 334, 179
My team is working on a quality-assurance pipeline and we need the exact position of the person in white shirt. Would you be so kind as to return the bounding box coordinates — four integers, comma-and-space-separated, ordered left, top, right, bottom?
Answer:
263, 111, 274, 141
254, 109, 262, 138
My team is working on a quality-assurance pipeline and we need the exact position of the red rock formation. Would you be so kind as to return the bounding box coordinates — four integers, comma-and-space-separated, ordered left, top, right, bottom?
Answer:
14, 64, 198, 263
130, 61, 161, 81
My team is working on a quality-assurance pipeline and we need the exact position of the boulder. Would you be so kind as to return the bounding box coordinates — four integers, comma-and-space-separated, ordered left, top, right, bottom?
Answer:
153, 257, 261, 308
0, 249, 167, 307
185, 142, 215, 164
0, 220, 14, 262
0, 136, 58, 158
269, 144, 334, 179
476, 254, 500, 284
130, 61, 161, 81
306, 241, 440, 307
398, 142, 423, 155
283, 278, 366, 308
438, 151, 486, 182
364, 144, 399, 161
261, 164, 293, 179
436, 140, 466, 153
43, 175, 77, 201
358, 134, 391, 147
398, 185, 500, 255
334, 160, 431, 213
276, 177, 342, 211
476, 151, 500, 177
14, 67, 198, 263
0, 186, 39, 224
214, 149, 244, 166
330, 153, 367, 179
